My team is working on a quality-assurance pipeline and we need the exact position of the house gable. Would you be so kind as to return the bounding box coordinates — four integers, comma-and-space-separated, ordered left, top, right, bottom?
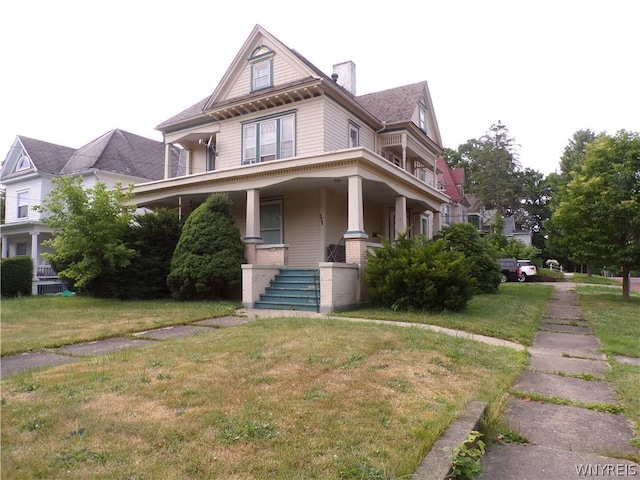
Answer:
0, 136, 75, 182
204, 25, 321, 110
356, 81, 442, 146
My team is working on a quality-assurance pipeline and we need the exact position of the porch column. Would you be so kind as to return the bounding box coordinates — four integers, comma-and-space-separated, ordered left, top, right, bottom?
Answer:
30, 232, 39, 280
244, 189, 263, 264
164, 143, 173, 179
185, 148, 192, 175
344, 176, 368, 306
394, 196, 407, 239
401, 133, 408, 170
432, 211, 442, 236
1, 235, 8, 258
346, 175, 366, 236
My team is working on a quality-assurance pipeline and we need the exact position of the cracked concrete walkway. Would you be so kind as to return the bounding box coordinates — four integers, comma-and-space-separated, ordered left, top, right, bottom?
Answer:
479, 283, 639, 479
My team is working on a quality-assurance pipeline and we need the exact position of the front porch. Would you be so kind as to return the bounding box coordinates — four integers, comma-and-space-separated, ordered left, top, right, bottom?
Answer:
133, 148, 449, 312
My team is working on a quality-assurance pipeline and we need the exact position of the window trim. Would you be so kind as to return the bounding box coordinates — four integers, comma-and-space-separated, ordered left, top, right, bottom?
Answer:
248, 45, 275, 92
16, 242, 28, 256
420, 213, 431, 239
418, 97, 427, 133
242, 112, 296, 165
251, 59, 273, 91
17, 190, 29, 218
348, 121, 360, 148
16, 154, 31, 171
260, 199, 283, 244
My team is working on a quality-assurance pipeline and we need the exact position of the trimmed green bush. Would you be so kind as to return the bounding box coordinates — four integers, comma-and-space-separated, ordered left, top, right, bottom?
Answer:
365, 234, 473, 312
107, 208, 182, 299
1, 256, 33, 297
435, 223, 502, 294
167, 193, 246, 300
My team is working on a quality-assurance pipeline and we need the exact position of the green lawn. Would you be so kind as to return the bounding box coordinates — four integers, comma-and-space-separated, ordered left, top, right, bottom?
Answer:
2, 283, 637, 478
334, 283, 553, 346
576, 285, 640, 438
1, 318, 527, 479
0, 297, 238, 356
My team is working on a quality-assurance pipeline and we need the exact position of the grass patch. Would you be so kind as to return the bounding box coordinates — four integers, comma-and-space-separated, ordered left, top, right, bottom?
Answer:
570, 287, 639, 440
0, 296, 238, 356
571, 273, 622, 286
1, 318, 527, 479
333, 283, 553, 346
576, 286, 639, 358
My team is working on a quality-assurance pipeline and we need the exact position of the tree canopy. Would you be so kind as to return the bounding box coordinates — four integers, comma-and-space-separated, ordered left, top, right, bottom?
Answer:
35, 177, 136, 294
552, 130, 640, 299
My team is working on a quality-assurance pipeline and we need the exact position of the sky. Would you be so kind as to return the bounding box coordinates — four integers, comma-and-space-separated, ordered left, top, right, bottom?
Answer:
1, 0, 638, 176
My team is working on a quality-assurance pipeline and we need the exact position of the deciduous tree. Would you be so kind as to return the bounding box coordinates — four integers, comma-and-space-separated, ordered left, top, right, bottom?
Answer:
35, 177, 136, 295
552, 130, 640, 300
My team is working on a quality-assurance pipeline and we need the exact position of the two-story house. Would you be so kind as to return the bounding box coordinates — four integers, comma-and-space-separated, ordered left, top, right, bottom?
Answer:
436, 157, 470, 228
0, 129, 181, 294
132, 24, 451, 312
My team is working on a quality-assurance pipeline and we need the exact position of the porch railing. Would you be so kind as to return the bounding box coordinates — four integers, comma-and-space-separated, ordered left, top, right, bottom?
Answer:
37, 265, 57, 278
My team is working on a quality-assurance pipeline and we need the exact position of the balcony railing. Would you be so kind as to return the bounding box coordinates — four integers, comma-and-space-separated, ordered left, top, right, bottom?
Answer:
37, 265, 57, 278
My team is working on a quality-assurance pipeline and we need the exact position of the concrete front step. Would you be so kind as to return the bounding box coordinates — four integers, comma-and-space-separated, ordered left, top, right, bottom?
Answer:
256, 268, 319, 312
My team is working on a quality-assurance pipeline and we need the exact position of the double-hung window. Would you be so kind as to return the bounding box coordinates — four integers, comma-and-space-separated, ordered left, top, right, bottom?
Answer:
421, 214, 431, 239
243, 114, 295, 165
348, 122, 360, 148
17, 190, 29, 218
260, 200, 283, 244
249, 44, 274, 92
252, 60, 272, 91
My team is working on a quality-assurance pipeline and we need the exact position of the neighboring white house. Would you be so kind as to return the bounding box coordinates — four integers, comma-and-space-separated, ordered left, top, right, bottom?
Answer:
131, 24, 451, 312
0, 129, 181, 294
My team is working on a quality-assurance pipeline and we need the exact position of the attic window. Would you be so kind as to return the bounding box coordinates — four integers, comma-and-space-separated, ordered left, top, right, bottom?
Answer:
249, 45, 274, 92
15, 154, 31, 171
418, 97, 427, 133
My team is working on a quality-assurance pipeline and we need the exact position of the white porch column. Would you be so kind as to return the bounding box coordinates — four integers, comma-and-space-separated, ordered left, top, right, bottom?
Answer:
346, 175, 366, 236
394, 196, 407, 239
401, 133, 408, 170
185, 148, 192, 175
1, 235, 8, 258
245, 189, 262, 242
164, 143, 173, 179
244, 189, 263, 265
30, 232, 39, 280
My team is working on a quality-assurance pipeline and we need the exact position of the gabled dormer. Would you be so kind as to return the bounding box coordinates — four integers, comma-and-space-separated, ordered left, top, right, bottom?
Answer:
202, 24, 322, 111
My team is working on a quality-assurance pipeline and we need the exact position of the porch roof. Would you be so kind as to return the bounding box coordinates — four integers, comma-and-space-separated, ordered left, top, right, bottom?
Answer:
132, 148, 450, 213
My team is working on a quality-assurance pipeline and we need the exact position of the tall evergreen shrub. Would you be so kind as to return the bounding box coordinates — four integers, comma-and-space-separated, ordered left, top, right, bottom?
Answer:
1, 257, 33, 297
167, 193, 245, 300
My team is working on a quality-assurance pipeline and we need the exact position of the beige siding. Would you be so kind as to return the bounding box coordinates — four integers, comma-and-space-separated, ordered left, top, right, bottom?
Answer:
325, 188, 347, 255
215, 99, 325, 170
284, 190, 321, 267
323, 98, 375, 151
295, 100, 325, 156
224, 54, 308, 102
363, 198, 387, 241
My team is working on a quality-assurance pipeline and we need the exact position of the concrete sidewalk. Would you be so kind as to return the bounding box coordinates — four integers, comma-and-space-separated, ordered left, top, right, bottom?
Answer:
479, 283, 639, 479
